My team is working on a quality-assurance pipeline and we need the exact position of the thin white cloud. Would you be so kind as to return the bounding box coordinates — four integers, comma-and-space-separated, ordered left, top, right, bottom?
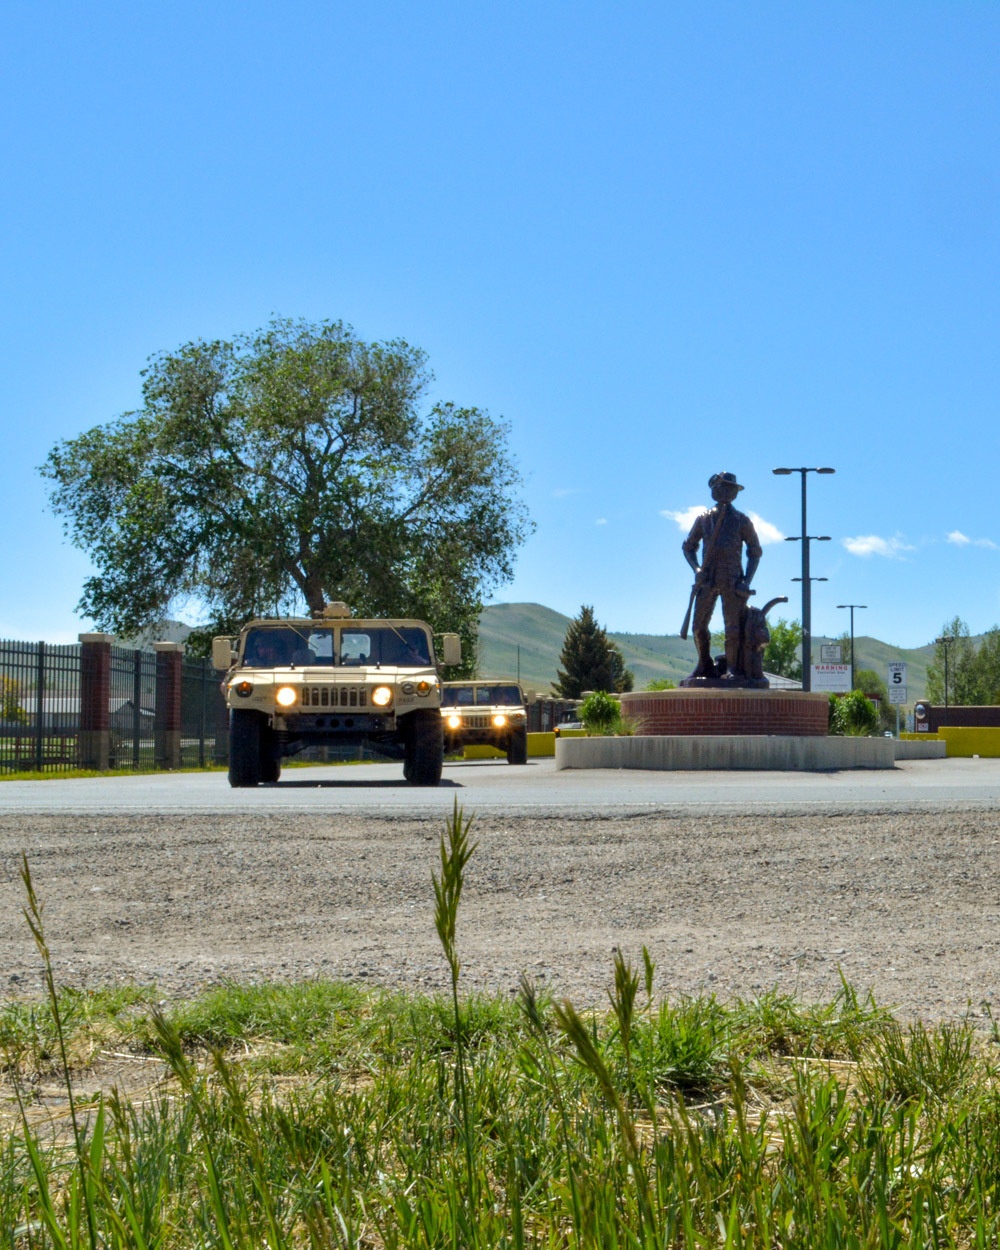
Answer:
661, 506, 703, 532
842, 534, 915, 559
660, 506, 784, 545
947, 529, 998, 549
551, 487, 581, 499
595, 517, 607, 526
747, 512, 785, 545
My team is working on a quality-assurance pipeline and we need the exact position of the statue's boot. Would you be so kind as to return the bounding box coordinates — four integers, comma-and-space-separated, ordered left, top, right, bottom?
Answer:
692, 644, 717, 679
724, 635, 742, 680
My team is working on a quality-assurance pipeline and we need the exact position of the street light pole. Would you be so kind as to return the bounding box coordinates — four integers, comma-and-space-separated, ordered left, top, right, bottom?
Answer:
836, 604, 867, 690
935, 635, 955, 708
773, 467, 836, 692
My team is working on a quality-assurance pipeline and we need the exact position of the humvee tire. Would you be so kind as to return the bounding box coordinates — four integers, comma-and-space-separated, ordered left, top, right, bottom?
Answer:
229, 709, 264, 787
506, 725, 528, 765
405, 709, 444, 786
260, 725, 281, 784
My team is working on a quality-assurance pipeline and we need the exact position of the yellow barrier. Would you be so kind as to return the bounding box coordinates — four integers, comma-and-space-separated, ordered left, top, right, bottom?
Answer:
937, 726, 1000, 757
463, 732, 556, 760
900, 728, 1000, 756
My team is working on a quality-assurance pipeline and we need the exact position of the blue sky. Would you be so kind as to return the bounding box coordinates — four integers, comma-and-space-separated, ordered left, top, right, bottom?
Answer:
2, 2, 998, 649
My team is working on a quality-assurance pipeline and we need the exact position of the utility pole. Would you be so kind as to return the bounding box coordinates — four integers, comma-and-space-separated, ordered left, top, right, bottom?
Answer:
773, 467, 835, 692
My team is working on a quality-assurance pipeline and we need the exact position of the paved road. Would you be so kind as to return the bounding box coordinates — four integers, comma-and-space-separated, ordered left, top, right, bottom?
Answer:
1, 755, 998, 814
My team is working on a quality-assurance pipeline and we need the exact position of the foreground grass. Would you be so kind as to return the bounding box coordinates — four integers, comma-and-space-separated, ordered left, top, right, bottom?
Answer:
3, 815, 1000, 1246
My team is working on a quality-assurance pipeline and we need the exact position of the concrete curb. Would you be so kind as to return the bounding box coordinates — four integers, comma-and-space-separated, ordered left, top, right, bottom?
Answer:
893, 739, 946, 760
555, 735, 897, 771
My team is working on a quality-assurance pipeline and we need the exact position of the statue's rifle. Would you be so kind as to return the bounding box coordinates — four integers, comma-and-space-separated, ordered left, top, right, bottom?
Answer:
679, 502, 729, 640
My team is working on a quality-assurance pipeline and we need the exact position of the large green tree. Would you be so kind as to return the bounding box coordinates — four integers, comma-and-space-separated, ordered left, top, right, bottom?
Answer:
762, 617, 803, 681
41, 319, 531, 665
553, 605, 633, 698
926, 618, 1000, 704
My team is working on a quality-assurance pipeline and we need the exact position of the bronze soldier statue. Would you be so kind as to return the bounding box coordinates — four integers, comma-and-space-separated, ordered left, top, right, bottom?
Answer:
681, 472, 763, 680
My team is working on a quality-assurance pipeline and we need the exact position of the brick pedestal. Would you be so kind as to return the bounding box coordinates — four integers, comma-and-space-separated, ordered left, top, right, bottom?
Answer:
620, 688, 829, 736
153, 642, 184, 769
79, 632, 114, 769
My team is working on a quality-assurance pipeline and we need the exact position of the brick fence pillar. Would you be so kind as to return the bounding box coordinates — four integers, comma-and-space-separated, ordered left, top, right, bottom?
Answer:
79, 633, 114, 770
213, 676, 230, 763
153, 642, 184, 769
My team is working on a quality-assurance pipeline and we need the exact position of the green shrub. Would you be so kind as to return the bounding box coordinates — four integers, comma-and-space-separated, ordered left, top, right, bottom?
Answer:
829, 689, 878, 736
579, 691, 620, 735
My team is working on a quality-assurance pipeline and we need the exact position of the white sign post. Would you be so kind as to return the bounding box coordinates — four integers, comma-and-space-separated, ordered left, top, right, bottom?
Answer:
811, 663, 851, 693
887, 663, 908, 738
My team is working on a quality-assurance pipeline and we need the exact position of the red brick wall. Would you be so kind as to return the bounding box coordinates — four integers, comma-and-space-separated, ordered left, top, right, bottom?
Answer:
621, 690, 829, 737
79, 637, 111, 732
154, 648, 183, 733
919, 704, 1000, 732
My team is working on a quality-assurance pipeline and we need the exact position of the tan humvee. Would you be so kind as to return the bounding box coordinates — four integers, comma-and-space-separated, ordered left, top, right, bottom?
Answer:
440, 680, 529, 765
213, 602, 461, 787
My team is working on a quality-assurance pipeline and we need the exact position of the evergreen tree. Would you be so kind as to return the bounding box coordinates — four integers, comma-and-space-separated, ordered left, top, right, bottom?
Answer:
926, 618, 1000, 705
925, 618, 976, 704
610, 644, 635, 693
553, 605, 633, 697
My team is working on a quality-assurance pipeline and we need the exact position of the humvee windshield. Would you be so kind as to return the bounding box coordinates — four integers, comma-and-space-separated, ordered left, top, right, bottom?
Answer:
242, 626, 432, 668
441, 684, 522, 708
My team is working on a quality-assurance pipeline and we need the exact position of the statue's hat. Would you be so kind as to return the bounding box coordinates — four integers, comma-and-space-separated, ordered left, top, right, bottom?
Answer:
708, 471, 744, 492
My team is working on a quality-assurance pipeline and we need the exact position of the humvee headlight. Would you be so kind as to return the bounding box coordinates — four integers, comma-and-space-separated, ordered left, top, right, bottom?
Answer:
492, 713, 508, 728
233, 680, 254, 698
447, 713, 462, 730
401, 682, 415, 694
416, 680, 432, 696
275, 686, 298, 708
372, 685, 393, 707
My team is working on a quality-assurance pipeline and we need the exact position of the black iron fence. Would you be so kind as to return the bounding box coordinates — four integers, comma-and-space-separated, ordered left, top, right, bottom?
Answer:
0, 640, 82, 773
1, 638, 226, 774
2, 636, 572, 776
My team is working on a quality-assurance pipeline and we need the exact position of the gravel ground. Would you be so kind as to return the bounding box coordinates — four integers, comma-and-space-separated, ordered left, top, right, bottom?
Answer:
2, 806, 999, 1023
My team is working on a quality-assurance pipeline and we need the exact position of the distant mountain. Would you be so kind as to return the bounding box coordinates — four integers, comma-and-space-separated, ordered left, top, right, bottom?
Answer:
478, 603, 936, 701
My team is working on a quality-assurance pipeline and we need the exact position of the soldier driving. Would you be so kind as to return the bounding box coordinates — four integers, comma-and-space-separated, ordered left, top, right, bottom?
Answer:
681, 472, 762, 679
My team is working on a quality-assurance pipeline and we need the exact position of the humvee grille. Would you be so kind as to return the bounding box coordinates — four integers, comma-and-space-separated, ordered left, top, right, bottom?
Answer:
463, 714, 490, 728
300, 686, 368, 709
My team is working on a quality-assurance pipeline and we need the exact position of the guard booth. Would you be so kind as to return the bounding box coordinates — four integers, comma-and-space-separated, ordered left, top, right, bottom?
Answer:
913, 703, 1000, 732
912, 703, 1000, 756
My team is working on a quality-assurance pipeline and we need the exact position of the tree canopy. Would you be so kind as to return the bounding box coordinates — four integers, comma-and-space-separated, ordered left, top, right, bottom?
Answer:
762, 617, 803, 681
926, 617, 1000, 705
553, 605, 634, 698
41, 319, 531, 664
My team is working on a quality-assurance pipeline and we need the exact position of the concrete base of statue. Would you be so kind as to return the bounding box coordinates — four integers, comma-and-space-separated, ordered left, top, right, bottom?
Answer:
553, 687, 896, 771
554, 733, 896, 771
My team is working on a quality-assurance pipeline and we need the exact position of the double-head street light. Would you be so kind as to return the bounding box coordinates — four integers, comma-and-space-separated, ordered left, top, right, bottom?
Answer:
935, 634, 955, 707
836, 604, 867, 690
773, 467, 836, 692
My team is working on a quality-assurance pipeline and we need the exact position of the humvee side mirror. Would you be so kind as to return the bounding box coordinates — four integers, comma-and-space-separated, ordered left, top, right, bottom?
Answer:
440, 634, 462, 667
212, 637, 237, 671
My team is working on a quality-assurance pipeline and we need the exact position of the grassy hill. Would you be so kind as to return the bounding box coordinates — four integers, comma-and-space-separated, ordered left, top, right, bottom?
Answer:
478, 603, 937, 701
